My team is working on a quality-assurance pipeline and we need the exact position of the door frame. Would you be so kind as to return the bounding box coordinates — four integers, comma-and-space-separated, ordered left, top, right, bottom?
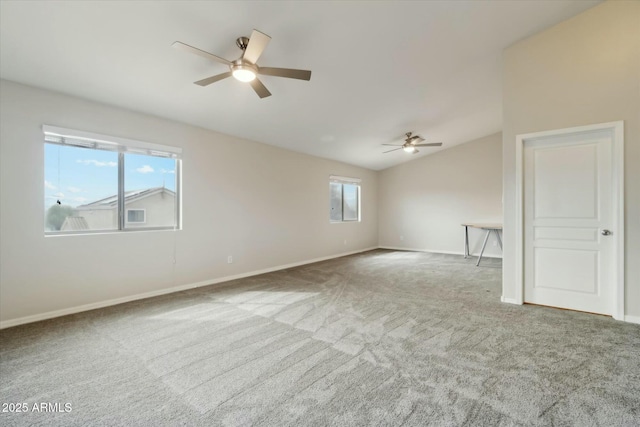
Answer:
513, 121, 624, 320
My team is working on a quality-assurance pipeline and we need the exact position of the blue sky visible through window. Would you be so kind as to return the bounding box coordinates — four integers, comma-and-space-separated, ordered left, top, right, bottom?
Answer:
124, 152, 177, 196
44, 144, 177, 210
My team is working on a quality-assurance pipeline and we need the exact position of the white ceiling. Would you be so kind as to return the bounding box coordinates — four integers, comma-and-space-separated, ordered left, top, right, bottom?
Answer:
0, 1, 599, 170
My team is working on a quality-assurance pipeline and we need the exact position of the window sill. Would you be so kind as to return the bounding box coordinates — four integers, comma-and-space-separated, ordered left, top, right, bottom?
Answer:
45, 227, 181, 237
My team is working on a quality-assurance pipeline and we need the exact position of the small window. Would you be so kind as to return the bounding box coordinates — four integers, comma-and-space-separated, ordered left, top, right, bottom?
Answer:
127, 209, 145, 223
329, 176, 361, 222
44, 125, 181, 234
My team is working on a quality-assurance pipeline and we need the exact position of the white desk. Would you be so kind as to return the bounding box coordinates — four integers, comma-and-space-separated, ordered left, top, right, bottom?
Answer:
461, 223, 502, 266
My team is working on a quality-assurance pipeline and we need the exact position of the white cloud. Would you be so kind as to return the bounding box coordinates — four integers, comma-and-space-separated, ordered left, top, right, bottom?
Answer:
160, 169, 176, 174
72, 196, 88, 203
53, 192, 65, 198
76, 159, 117, 167
136, 165, 154, 174
44, 180, 57, 190
67, 186, 82, 193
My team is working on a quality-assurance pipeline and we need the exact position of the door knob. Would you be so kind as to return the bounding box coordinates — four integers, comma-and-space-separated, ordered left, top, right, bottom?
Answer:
601, 229, 612, 236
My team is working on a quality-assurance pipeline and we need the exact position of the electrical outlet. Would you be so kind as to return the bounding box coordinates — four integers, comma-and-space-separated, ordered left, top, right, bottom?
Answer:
227, 255, 233, 264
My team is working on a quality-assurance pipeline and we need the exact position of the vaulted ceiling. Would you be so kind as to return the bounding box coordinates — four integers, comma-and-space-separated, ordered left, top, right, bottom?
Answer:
0, 1, 599, 170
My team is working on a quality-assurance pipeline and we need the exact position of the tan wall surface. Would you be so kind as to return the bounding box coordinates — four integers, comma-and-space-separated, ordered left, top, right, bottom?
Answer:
0, 80, 378, 323
502, 1, 640, 317
379, 133, 503, 257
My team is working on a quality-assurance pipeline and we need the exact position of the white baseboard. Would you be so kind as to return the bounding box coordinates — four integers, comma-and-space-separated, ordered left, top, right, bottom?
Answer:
499, 300, 638, 324
0, 246, 378, 330
624, 315, 640, 325
8, 246, 632, 329
501, 296, 522, 305
378, 246, 503, 259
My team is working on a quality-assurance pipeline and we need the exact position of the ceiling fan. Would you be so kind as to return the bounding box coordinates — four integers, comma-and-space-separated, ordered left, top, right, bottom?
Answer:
382, 132, 443, 154
173, 29, 312, 99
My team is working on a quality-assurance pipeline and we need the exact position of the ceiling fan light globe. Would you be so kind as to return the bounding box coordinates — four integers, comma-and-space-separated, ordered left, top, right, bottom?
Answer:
403, 145, 416, 153
232, 68, 256, 82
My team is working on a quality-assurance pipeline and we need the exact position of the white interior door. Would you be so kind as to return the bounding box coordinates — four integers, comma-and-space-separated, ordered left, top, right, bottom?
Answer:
524, 130, 614, 315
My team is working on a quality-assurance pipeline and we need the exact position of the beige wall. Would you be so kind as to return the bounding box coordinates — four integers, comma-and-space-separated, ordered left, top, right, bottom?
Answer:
0, 80, 378, 323
378, 133, 503, 257
502, 1, 640, 317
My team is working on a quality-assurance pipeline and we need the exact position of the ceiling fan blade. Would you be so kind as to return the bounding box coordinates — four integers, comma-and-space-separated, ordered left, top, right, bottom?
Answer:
243, 29, 271, 64
409, 136, 425, 144
413, 143, 443, 147
172, 41, 231, 65
259, 67, 312, 81
382, 144, 402, 147
194, 72, 232, 86
249, 78, 272, 98
383, 147, 403, 153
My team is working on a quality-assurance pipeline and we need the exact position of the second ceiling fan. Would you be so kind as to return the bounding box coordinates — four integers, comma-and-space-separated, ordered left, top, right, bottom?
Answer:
383, 132, 443, 154
173, 29, 312, 98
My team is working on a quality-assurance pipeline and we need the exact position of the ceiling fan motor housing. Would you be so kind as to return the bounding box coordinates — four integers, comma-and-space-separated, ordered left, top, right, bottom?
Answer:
230, 61, 258, 82
232, 37, 258, 81
231, 59, 258, 72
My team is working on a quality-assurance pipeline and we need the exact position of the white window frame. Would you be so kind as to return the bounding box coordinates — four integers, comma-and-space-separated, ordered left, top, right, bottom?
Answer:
43, 125, 182, 235
329, 175, 361, 223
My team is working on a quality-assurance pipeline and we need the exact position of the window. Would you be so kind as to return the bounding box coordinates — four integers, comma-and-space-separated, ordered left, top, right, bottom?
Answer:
44, 125, 181, 234
127, 209, 145, 223
329, 176, 361, 222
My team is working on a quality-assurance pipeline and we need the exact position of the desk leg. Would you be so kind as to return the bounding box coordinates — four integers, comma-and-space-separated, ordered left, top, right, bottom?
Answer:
464, 226, 469, 259
476, 229, 491, 266
494, 230, 503, 251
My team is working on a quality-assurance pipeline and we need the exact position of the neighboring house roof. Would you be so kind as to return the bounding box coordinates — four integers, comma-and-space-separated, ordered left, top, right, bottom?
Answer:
77, 187, 175, 209
60, 216, 89, 231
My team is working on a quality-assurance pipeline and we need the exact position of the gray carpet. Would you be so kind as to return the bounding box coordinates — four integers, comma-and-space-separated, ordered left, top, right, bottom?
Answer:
1, 250, 639, 426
